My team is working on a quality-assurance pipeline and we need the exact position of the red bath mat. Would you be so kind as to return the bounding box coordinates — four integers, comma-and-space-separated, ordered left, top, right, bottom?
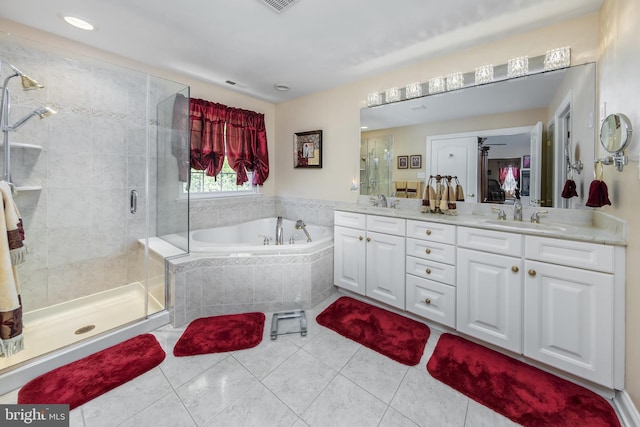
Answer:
427, 333, 620, 427
173, 312, 265, 357
18, 334, 165, 410
316, 296, 430, 365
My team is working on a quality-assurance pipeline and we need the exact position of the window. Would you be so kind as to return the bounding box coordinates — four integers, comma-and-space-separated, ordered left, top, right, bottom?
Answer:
183, 158, 255, 196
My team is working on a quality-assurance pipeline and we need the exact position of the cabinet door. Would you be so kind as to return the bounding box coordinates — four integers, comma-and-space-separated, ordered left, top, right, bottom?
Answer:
334, 226, 366, 296
366, 231, 405, 309
457, 248, 523, 353
524, 261, 614, 387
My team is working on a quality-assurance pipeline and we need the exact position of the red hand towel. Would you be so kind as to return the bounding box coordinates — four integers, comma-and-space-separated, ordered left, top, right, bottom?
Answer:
561, 179, 578, 199
586, 180, 611, 207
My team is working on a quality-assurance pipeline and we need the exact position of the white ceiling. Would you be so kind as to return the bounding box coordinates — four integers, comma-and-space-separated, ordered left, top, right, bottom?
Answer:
0, 0, 602, 104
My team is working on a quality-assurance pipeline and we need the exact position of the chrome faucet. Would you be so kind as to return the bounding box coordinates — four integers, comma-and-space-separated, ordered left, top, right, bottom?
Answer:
491, 206, 507, 220
530, 210, 549, 223
378, 194, 387, 208
275, 216, 284, 245
513, 190, 523, 221
295, 220, 312, 242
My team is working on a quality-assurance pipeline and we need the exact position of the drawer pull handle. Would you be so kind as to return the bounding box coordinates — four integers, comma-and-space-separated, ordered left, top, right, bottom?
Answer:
425, 268, 431, 274
425, 248, 431, 254
511, 266, 519, 273
358, 236, 363, 241
528, 269, 537, 276
426, 230, 432, 236
366, 237, 371, 242
425, 298, 431, 304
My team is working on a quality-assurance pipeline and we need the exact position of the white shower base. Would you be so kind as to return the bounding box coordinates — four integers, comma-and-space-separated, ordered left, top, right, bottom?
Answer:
0, 282, 168, 394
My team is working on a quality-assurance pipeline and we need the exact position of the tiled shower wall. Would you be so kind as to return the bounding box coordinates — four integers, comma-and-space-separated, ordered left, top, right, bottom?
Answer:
1, 36, 186, 312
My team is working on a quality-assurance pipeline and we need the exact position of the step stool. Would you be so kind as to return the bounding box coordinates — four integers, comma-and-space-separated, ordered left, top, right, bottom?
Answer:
270, 310, 307, 340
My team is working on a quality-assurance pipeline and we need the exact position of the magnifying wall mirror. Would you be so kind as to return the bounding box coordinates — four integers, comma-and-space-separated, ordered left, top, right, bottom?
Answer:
599, 113, 632, 171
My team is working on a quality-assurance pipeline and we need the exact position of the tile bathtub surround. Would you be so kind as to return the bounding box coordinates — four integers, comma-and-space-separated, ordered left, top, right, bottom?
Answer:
189, 195, 341, 231
168, 245, 336, 327
1, 293, 613, 426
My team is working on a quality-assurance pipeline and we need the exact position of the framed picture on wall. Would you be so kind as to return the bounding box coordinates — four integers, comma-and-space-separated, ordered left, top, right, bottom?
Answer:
398, 155, 408, 169
294, 130, 322, 168
522, 155, 531, 169
410, 154, 422, 169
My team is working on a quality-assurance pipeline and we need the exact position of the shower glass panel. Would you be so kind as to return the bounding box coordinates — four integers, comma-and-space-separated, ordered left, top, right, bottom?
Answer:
360, 135, 393, 197
0, 31, 187, 373
156, 89, 190, 254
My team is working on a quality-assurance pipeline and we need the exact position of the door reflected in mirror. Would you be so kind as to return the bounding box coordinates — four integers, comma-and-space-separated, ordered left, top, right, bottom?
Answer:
360, 63, 596, 208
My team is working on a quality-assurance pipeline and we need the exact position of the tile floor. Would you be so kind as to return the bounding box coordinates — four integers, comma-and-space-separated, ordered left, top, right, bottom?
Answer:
0, 293, 620, 426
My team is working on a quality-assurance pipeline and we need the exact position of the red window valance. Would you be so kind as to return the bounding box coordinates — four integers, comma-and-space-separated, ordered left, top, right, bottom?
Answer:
188, 97, 269, 185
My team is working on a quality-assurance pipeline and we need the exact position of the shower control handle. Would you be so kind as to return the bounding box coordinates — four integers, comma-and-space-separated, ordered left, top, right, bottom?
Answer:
130, 190, 138, 214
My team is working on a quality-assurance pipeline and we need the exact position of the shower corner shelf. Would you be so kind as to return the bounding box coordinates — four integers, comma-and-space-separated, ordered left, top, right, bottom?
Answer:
15, 185, 42, 192
0, 142, 43, 151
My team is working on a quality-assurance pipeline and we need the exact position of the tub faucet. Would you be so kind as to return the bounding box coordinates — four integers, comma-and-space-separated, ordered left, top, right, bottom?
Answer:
276, 216, 284, 245
295, 220, 312, 242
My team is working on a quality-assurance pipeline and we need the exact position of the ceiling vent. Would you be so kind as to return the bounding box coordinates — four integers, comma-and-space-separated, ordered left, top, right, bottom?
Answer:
259, 0, 298, 13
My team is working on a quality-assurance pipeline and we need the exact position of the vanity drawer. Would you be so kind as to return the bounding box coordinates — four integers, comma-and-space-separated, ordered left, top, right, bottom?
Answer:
406, 257, 456, 286
525, 236, 614, 273
406, 238, 456, 265
457, 226, 523, 257
407, 220, 456, 244
406, 275, 456, 328
334, 211, 366, 229
367, 215, 406, 236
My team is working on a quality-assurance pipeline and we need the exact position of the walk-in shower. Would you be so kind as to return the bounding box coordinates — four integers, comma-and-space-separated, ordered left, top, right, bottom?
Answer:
360, 135, 393, 197
0, 32, 189, 394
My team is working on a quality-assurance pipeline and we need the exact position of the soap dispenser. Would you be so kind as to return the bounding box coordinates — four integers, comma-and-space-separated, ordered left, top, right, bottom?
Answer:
513, 189, 523, 221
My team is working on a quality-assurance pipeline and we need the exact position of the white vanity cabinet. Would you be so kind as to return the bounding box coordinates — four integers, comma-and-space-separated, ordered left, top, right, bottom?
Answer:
405, 220, 457, 328
456, 227, 524, 353
523, 236, 621, 388
333, 212, 366, 296
333, 211, 406, 309
333, 208, 625, 389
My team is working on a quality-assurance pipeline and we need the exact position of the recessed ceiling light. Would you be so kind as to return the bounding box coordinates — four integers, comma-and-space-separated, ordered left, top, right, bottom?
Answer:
274, 83, 290, 91
63, 16, 95, 31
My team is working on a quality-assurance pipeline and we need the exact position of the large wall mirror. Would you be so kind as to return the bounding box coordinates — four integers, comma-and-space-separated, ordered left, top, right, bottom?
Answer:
360, 62, 596, 208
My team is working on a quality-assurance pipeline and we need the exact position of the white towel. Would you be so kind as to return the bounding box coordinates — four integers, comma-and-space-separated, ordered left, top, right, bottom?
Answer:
0, 181, 25, 357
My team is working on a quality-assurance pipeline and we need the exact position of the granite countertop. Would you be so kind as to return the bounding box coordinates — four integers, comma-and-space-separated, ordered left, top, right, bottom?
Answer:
336, 200, 627, 246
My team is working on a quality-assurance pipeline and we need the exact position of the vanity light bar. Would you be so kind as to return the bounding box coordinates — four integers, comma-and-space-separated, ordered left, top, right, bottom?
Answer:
366, 47, 570, 107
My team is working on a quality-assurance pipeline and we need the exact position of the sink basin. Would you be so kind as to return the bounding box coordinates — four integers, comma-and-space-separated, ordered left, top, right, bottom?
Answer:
480, 219, 569, 232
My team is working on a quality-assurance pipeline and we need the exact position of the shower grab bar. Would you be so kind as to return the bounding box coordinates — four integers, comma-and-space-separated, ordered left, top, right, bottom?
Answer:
130, 190, 138, 214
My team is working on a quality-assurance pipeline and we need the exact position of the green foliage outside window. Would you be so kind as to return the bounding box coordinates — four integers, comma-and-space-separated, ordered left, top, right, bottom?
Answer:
184, 159, 253, 194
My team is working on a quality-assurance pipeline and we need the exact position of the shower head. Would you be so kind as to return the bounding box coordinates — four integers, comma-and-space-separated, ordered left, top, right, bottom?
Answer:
1, 60, 44, 90
8, 106, 57, 131
35, 106, 57, 118
20, 74, 44, 91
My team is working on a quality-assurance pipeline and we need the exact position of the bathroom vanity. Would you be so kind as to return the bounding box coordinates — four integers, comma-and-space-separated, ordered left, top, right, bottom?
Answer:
333, 205, 626, 390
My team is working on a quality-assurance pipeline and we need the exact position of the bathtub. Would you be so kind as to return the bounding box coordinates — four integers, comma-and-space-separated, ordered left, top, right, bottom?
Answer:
164, 217, 336, 327
189, 217, 333, 254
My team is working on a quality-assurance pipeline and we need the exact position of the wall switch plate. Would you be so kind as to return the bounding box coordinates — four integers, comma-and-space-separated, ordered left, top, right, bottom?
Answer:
600, 102, 606, 120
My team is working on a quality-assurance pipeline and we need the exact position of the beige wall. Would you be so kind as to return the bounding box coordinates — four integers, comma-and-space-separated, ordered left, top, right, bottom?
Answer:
599, 0, 640, 406
0, 18, 278, 197
275, 13, 600, 202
